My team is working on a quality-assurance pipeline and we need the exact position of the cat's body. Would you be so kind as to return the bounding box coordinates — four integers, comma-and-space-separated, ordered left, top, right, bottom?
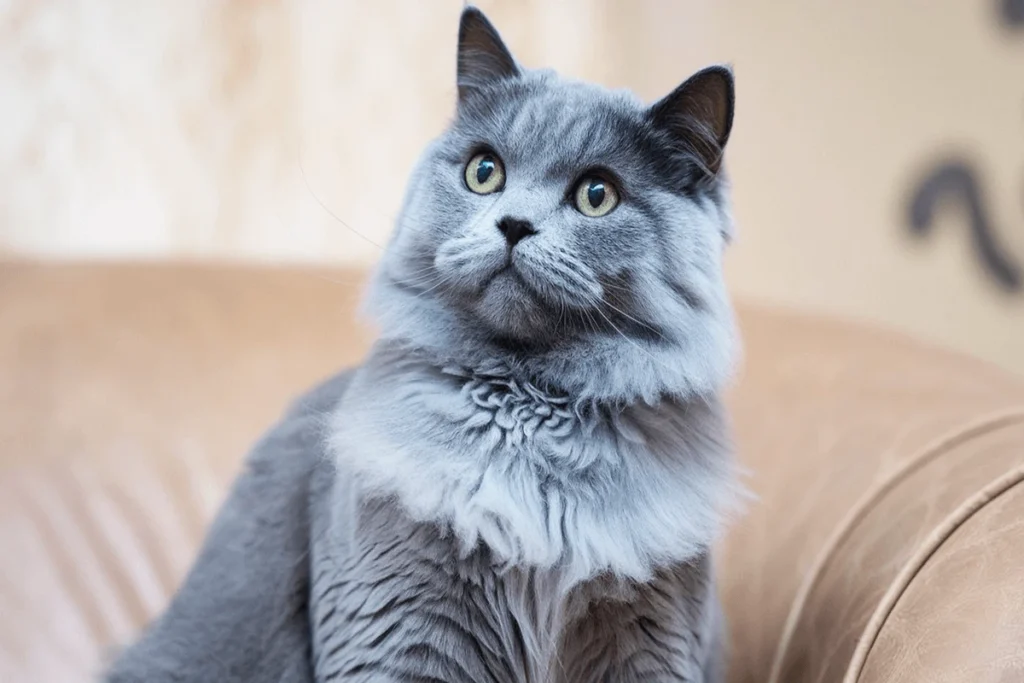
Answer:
317, 347, 731, 682
312, 482, 725, 683
105, 7, 740, 683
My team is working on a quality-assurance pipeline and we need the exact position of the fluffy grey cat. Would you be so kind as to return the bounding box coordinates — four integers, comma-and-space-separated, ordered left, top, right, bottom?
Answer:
105, 7, 739, 683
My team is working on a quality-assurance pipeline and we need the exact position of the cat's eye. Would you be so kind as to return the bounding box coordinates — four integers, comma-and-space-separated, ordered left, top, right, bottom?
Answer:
464, 152, 505, 194
574, 177, 619, 217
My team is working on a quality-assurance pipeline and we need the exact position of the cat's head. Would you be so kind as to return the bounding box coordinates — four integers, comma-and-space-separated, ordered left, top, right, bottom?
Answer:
367, 7, 738, 403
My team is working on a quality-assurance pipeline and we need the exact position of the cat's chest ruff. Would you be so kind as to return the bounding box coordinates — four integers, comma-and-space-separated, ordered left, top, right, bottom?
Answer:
450, 367, 583, 449
330, 356, 731, 583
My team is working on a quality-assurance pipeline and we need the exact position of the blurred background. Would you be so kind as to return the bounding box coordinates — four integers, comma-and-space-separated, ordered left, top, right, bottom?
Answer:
2, 4, 1024, 681
1, 0, 1022, 371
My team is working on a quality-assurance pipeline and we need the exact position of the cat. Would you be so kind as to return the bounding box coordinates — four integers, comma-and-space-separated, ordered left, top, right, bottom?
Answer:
104, 6, 739, 683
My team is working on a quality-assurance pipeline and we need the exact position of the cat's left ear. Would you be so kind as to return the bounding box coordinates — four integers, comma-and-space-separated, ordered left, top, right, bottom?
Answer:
649, 65, 735, 176
457, 7, 520, 102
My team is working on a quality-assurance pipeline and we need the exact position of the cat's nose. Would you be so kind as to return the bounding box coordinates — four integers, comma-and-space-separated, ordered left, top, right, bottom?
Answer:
496, 217, 536, 247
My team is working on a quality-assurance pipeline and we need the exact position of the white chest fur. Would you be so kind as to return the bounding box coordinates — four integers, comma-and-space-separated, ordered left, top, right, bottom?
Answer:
329, 350, 736, 586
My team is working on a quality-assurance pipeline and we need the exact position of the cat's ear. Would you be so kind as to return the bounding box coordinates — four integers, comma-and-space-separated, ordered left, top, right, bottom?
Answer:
457, 7, 520, 102
649, 65, 735, 176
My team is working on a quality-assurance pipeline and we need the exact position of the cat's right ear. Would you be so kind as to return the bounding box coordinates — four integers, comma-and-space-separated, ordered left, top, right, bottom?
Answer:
649, 65, 735, 177
457, 7, 520, 102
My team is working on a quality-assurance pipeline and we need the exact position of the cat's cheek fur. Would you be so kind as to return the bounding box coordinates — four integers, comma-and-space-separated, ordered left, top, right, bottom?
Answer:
328, 344, 741, 587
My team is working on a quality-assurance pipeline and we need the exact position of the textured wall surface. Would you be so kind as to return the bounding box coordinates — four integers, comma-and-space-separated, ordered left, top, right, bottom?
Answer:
0, 0, 618, 264
1, 0, 1021, 372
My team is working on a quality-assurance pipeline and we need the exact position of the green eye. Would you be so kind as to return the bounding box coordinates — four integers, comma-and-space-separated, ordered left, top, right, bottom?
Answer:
465, 152, 505, 194
574, 177, 619, 217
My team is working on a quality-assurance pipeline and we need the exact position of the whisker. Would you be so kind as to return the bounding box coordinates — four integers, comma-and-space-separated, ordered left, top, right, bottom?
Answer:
581, 308, 600, 337
391, 270, 444, 290
390, 263, 442, 281
586, 296, 678, 375
298, 159, 387, 251
597, 298, 668, 343
593, 278, 633, 294
400, 274, 449, 302
308, 272, 371, 287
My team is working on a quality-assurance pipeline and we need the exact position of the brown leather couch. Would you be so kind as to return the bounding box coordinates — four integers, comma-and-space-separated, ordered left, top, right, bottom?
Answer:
2, 263, 1023, 683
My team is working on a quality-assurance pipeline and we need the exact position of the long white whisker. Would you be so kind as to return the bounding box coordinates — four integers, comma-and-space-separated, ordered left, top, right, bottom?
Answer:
306, 272, 371, 287
390, 263, 442, 281
587, 297, 677, 374
400, 274, 449, 302
298, 159, 387, 251
597, 297, 669, 343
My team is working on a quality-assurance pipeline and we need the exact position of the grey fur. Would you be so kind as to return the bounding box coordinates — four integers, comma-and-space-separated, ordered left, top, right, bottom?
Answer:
105, 7, 738, 682
103, 373, 351, 683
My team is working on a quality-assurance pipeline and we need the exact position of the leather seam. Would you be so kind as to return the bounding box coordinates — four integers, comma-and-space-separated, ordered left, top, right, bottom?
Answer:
843, 465, 1024, 682
766, 409, 1024, 683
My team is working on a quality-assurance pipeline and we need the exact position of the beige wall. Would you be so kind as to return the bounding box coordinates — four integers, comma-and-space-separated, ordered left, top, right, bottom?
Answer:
664, 1, 1024, 378
2, 0, 1021, 373
1, 0, 610, 264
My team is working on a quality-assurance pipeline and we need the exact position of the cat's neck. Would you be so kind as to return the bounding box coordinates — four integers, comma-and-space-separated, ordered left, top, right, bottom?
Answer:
381, 339, 631, 415
329, 340, 739, 585
366, 280, 737, 405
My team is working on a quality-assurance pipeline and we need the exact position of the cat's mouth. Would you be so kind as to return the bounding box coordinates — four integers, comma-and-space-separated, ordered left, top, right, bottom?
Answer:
471, 265, 554, 341
490, 261, 523, 285
482, 265, 535, 304
432, 243, 594, 343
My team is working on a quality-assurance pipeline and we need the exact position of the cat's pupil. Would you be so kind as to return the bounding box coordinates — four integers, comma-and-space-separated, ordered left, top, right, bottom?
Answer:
588, 181, 605, 208
476, 158, 495, 184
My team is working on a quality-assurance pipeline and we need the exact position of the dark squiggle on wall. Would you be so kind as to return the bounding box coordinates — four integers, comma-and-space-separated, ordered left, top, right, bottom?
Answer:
1002, 0, 1024, 27
907, 161, 1022, 293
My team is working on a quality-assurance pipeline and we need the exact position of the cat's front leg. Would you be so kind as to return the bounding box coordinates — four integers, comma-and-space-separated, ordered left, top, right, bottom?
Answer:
557, 554, 724, 683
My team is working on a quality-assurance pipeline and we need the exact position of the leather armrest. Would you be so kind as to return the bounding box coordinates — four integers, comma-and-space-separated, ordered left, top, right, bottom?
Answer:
723, 308, 1024, 683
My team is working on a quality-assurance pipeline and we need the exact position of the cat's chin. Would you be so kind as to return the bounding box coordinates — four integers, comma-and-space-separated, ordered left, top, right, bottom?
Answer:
470, 269, 555, 344
370, 262, 737, 403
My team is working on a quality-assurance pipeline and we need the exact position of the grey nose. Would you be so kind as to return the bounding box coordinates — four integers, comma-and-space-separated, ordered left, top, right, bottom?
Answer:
497, 217, 536, 247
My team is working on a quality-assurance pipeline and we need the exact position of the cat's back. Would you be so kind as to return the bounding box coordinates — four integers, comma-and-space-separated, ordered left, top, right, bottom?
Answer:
103, 372, 356, 683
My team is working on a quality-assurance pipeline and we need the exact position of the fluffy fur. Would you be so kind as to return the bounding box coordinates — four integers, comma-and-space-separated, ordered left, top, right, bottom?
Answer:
324, 7, 740, 681
330, 346, 734, 586
105, 7, 740, 683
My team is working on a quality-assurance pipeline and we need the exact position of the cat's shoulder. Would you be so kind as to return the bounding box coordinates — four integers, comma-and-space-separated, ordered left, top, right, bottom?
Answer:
242, 369, 356, 486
